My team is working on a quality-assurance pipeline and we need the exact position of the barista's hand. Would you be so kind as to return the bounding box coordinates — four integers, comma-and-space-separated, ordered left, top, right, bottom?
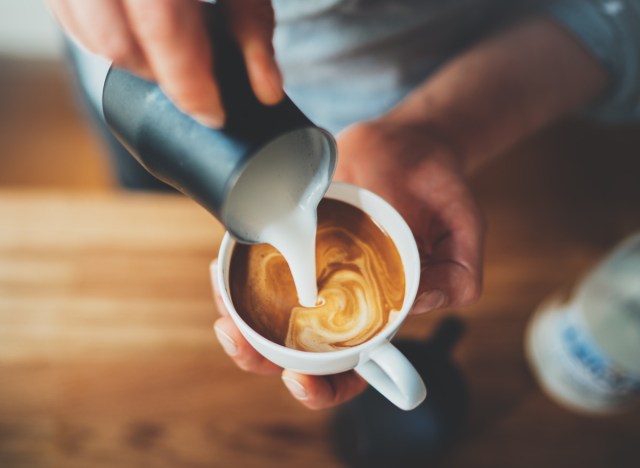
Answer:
48, 0, 282, 127
334, 120, 485, 313
210, 260, 369, 410
209, 120, 484, 409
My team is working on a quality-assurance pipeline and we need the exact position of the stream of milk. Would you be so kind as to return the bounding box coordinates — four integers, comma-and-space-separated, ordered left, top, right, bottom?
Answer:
258, 205, 319, 307
222, 131, 332, 307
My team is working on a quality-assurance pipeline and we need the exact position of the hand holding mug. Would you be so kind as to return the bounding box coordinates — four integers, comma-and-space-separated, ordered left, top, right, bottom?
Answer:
213, 182, 426, 410
336, 120, 485, 313
212, 121, 485, 409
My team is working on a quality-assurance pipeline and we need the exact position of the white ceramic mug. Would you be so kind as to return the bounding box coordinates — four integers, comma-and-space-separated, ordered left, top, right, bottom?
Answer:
216, 182, 427, 410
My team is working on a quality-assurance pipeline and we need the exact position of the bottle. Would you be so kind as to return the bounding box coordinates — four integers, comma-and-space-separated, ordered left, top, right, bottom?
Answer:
526, 233, 640, 414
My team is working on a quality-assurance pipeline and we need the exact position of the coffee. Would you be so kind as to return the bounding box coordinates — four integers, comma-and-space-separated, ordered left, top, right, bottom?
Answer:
229, 198, 405, 352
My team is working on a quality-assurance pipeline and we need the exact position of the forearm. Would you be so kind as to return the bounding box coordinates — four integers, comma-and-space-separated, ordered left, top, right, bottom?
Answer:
383, 17, 607, 172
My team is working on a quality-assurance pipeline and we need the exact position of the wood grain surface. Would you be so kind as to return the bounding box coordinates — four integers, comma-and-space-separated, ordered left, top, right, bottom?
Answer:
2, 59, 640, 468
2, 132, 640, 467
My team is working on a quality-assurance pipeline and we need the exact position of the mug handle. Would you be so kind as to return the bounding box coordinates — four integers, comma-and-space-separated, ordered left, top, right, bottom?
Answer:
355, 340, 427, 411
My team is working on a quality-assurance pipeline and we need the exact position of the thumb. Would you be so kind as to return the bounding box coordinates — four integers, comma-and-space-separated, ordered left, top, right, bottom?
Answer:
224, 0, 283, 105
412, 261, 481, 315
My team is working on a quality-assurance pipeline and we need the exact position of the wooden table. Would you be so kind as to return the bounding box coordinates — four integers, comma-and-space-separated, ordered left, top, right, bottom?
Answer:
1, 122, 640, 467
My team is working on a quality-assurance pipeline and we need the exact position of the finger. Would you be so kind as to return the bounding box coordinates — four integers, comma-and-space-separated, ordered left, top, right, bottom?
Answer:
47, 0, 84, 43
209, 259, 230, 317
332, 149, 355, 183
413, 258, 480, 314
124, 0, 224, 127
413, 199, 485, 314
50, 0, 152, 78
281, 370, 368, 410
224, 0, 283, 105
214, 317, 282, 375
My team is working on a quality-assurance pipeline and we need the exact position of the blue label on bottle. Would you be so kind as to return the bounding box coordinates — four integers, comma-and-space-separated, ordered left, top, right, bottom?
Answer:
559, 308, 640, 399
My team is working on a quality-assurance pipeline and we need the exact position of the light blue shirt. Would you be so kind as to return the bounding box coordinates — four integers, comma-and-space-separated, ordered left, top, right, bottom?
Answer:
75, 0, 640, 134
271, 0, 640, 132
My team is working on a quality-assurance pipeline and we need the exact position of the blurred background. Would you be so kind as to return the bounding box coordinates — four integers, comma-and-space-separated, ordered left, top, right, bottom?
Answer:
1, 1, 640, 468
0, 0, 113, 189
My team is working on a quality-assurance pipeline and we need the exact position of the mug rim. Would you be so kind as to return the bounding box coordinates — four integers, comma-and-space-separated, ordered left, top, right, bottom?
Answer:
217, 181, 420, 360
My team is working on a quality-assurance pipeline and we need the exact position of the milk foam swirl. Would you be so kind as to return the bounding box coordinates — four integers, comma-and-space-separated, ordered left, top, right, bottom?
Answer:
286, 225, 403, 351
229, 198, 405, 352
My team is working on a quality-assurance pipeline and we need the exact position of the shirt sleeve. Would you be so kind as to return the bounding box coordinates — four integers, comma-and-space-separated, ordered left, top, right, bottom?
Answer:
544, 0, 640, 121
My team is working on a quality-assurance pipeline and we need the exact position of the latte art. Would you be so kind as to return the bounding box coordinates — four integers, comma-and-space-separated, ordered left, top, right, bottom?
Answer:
230, 199, 405, 352
287, 224, 403, 351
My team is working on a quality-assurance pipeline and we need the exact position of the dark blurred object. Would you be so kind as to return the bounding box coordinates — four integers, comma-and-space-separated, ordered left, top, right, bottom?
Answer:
331, 316, 468, 468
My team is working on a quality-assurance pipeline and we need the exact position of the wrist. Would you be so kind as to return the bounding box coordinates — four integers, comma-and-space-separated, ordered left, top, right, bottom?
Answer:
370, 109, 469, 175
375, 17, 607, 173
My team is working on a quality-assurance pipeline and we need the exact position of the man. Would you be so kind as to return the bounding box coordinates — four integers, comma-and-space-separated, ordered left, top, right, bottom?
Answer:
48, 0, 639, 409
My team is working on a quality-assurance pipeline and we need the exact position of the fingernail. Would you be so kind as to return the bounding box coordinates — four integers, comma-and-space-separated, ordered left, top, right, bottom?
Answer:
413, 289, 446, 314
266, 65, 284, 103
214, 326, 238, 356
282, 376, 308, 400
193, 112, 224, 129
214, 293, 226, 315
251, 50, 283, 105
134, 68, 154, 82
